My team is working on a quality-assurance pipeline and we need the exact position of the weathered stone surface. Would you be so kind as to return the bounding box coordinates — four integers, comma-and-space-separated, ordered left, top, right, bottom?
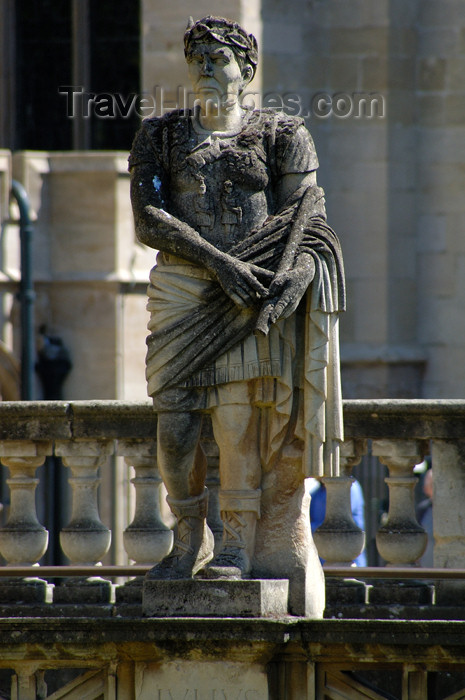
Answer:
368, 581, 434, 606
114, 578, 144, 618
135, 660, 269, 699
0, 401, 71, 440
53, 577, 113, 605
143, 578, 289, 618
324, 603, 465, 621
325, 578, 368, 606
128, 14, 344, 618
0, 577, 51, 604
0, 399, 464, 443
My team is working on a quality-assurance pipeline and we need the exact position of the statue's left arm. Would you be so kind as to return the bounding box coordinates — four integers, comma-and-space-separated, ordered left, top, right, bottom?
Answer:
266, 122, 325, 323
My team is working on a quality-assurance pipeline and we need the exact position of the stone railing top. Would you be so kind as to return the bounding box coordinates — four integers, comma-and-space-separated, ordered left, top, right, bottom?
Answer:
343, 399, 465, 439
0, 399, 464, 441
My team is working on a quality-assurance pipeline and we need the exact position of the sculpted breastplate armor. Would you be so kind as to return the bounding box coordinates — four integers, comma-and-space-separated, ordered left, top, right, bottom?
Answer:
166, 111, 272, 252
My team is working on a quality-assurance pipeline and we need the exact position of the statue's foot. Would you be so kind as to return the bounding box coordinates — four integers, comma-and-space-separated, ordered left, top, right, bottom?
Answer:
146, 552, 194, 580
146, 538, 214, 580
198, 546, 250, 580
146, 490, 214, 580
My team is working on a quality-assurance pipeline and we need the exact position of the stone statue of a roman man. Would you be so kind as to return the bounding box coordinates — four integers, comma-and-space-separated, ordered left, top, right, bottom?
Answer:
129, 15, 345, 616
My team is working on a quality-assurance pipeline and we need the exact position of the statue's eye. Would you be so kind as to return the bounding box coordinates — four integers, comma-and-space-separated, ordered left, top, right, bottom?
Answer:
211, 54, 228, 64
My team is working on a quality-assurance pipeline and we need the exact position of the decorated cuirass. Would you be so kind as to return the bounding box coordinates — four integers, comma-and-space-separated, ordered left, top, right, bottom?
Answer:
128, 108, 319, 252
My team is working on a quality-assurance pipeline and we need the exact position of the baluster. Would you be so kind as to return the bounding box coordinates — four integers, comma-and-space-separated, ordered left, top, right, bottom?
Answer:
312, 439, 367, 566
370, 439, 431, 606
372, 439, 427, 566
119, 440, 173, 566
54, 440, 113, 604
0, 440, 52, 604
115, 439, 173, 613
312, 439, 367, 608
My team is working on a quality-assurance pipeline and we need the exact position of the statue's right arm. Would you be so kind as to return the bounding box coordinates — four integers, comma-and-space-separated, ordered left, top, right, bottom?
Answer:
130, 164, 268, 308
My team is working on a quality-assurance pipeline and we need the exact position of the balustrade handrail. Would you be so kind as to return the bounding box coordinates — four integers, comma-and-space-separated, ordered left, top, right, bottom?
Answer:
0, 398, 464, 441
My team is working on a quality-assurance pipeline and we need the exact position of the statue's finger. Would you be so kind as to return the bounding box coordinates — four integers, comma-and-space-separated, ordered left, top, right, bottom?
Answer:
269, 299, 288, 323
248, 276, 268, 297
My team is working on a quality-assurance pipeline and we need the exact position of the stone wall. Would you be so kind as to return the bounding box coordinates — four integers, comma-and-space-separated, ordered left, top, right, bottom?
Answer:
2, 617, 465, 700
5, 151, 154, 401
414, 2, 465, 398
259, 0, 465, 399
140, 0, 262, 107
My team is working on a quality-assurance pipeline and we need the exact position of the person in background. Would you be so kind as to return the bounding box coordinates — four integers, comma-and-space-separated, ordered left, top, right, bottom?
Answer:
308, 477, 367, 566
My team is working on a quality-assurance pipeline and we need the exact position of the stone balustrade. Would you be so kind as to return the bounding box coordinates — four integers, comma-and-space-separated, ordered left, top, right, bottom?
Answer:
0, 399, 464, 615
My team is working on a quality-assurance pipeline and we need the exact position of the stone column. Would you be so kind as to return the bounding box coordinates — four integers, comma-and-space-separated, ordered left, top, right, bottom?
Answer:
432, 439, 465, 605
370, 439, 430, 605
11, 665, 45, 700
402, 668, 428, 700
0, 440, 52, 604
54, 439, 113, 604
268, 646, 315, 699
415, 2, 465, 399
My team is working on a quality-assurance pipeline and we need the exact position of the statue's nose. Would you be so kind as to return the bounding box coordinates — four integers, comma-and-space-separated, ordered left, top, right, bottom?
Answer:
201, 57, 214, 76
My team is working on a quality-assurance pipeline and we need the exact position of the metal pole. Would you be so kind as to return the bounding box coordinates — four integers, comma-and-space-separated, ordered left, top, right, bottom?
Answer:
11, 180, 35, 400
0, 565, 463, 580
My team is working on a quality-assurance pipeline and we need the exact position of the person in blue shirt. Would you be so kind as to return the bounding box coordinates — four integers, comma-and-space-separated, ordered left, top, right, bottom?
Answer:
308, 478, 367, 566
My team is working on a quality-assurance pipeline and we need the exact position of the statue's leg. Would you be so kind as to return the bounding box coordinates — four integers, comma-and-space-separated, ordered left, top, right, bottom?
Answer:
157, 411, 206, 500
201, 402, 262, 578
146, 410, 214, 579
253, 416, 325, 617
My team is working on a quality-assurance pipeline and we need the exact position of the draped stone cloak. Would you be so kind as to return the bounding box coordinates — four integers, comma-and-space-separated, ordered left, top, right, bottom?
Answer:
129, 109, 345, 477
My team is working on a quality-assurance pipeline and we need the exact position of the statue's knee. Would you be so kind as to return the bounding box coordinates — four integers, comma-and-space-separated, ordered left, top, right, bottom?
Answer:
158, 413, 201, 457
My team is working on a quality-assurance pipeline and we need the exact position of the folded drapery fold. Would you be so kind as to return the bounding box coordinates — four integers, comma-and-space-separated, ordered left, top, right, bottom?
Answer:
145, 184, 345, 477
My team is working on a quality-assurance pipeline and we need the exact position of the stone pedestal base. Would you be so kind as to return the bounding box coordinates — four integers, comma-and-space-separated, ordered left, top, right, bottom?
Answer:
325, 576, 368, 606
368, 580, 434, 606
435, 580, 465, 606
143, 578, 289, 618
114, 576, 144, 617
0, 576, 52, 604
53, 576, 113, 604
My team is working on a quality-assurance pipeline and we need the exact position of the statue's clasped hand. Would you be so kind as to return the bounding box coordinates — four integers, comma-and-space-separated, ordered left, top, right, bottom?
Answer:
254, 256, 315, 335
216, 259, 269, 309
267, 269, 308, 323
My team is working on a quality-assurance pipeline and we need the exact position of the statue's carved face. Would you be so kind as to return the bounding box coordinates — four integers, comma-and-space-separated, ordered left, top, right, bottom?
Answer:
186, 41, 249, 104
